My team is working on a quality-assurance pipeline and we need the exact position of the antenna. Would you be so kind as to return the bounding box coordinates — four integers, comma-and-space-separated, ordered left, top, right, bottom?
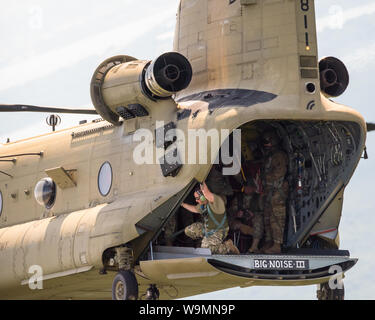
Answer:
46, 114, 61, 132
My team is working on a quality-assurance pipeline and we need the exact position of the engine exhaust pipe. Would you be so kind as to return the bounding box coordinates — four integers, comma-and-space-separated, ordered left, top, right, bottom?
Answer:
319, 56, 349, 98
90, 52, 192, 125
145, 52, 193, 98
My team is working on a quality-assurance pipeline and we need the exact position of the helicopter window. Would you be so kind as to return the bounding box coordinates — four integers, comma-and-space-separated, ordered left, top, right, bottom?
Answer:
34, 178, 56, 209
0, 191, 2, 217
98, 162, 113, 197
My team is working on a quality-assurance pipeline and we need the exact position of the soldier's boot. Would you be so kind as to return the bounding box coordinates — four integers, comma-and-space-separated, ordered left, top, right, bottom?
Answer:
264, 242, 281, 254
224, 239, 240, 255
248, 238, 260, 254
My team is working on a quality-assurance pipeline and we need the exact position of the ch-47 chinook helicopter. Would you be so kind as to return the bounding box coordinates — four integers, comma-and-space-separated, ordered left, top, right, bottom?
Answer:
0, 0, 373, 300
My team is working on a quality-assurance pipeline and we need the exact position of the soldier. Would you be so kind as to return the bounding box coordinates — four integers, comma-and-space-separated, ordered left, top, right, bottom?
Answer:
249, 130, 288, 254
228, 157, 264, 231
181, 182, 240, 254
228, 187, 257, 236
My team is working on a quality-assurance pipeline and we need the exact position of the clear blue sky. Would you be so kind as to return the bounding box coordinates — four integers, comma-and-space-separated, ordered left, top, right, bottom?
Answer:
0, 0, 374, 299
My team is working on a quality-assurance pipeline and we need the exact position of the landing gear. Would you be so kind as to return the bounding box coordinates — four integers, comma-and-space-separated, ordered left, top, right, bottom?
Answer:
112, 270, 139, 300
317, 282, 345, 300
145, 284, 160, 300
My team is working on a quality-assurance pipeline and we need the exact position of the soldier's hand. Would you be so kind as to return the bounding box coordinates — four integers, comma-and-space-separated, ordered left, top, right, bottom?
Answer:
201, 181, 214, 203
201, 182, 209, 193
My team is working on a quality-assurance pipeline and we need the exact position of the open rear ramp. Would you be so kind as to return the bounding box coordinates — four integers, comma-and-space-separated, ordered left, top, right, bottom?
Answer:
139, 246, 357, 296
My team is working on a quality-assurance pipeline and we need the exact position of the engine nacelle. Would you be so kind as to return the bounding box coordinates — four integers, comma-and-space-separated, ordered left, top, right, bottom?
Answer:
319, 56, 349, 98
90, 52, 192, 125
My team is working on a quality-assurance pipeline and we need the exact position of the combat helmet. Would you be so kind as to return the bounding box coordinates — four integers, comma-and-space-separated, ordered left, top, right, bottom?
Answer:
262, 130, 281, 147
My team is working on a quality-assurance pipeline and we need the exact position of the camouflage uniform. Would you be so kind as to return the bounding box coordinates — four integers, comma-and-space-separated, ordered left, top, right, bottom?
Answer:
185, 222, 229, 254
184, 194, 231, 254
262, 148, 288, 245
228, 192, 258, 231
248, 131, 289, 252
228, 159, 264, 236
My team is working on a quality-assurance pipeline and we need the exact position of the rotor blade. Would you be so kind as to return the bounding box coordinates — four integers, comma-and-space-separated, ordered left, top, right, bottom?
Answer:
0, 104, 98, 115
367, 122, 375, 132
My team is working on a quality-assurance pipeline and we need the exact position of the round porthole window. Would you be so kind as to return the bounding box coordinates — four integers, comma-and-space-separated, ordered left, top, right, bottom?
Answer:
0, 191, 3, 217
34, 178, 56, 209
98, 162, 112, 196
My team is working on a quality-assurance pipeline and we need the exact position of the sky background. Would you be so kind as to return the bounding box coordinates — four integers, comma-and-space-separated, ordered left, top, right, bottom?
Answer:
0, 0, 374, 299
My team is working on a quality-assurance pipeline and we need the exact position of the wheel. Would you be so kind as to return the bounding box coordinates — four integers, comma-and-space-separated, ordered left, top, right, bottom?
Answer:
112, 270, 138, 300
317, 282, 344, 300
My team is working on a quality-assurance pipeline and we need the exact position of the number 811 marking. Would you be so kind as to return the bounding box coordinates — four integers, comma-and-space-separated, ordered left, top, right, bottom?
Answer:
301, 0, 309, 12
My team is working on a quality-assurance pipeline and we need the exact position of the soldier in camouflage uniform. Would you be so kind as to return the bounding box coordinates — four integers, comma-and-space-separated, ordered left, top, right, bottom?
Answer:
249, 130, 288, 254
181, 182, 240, 254
228, 187, 261, 236
225, 155, 263, 246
